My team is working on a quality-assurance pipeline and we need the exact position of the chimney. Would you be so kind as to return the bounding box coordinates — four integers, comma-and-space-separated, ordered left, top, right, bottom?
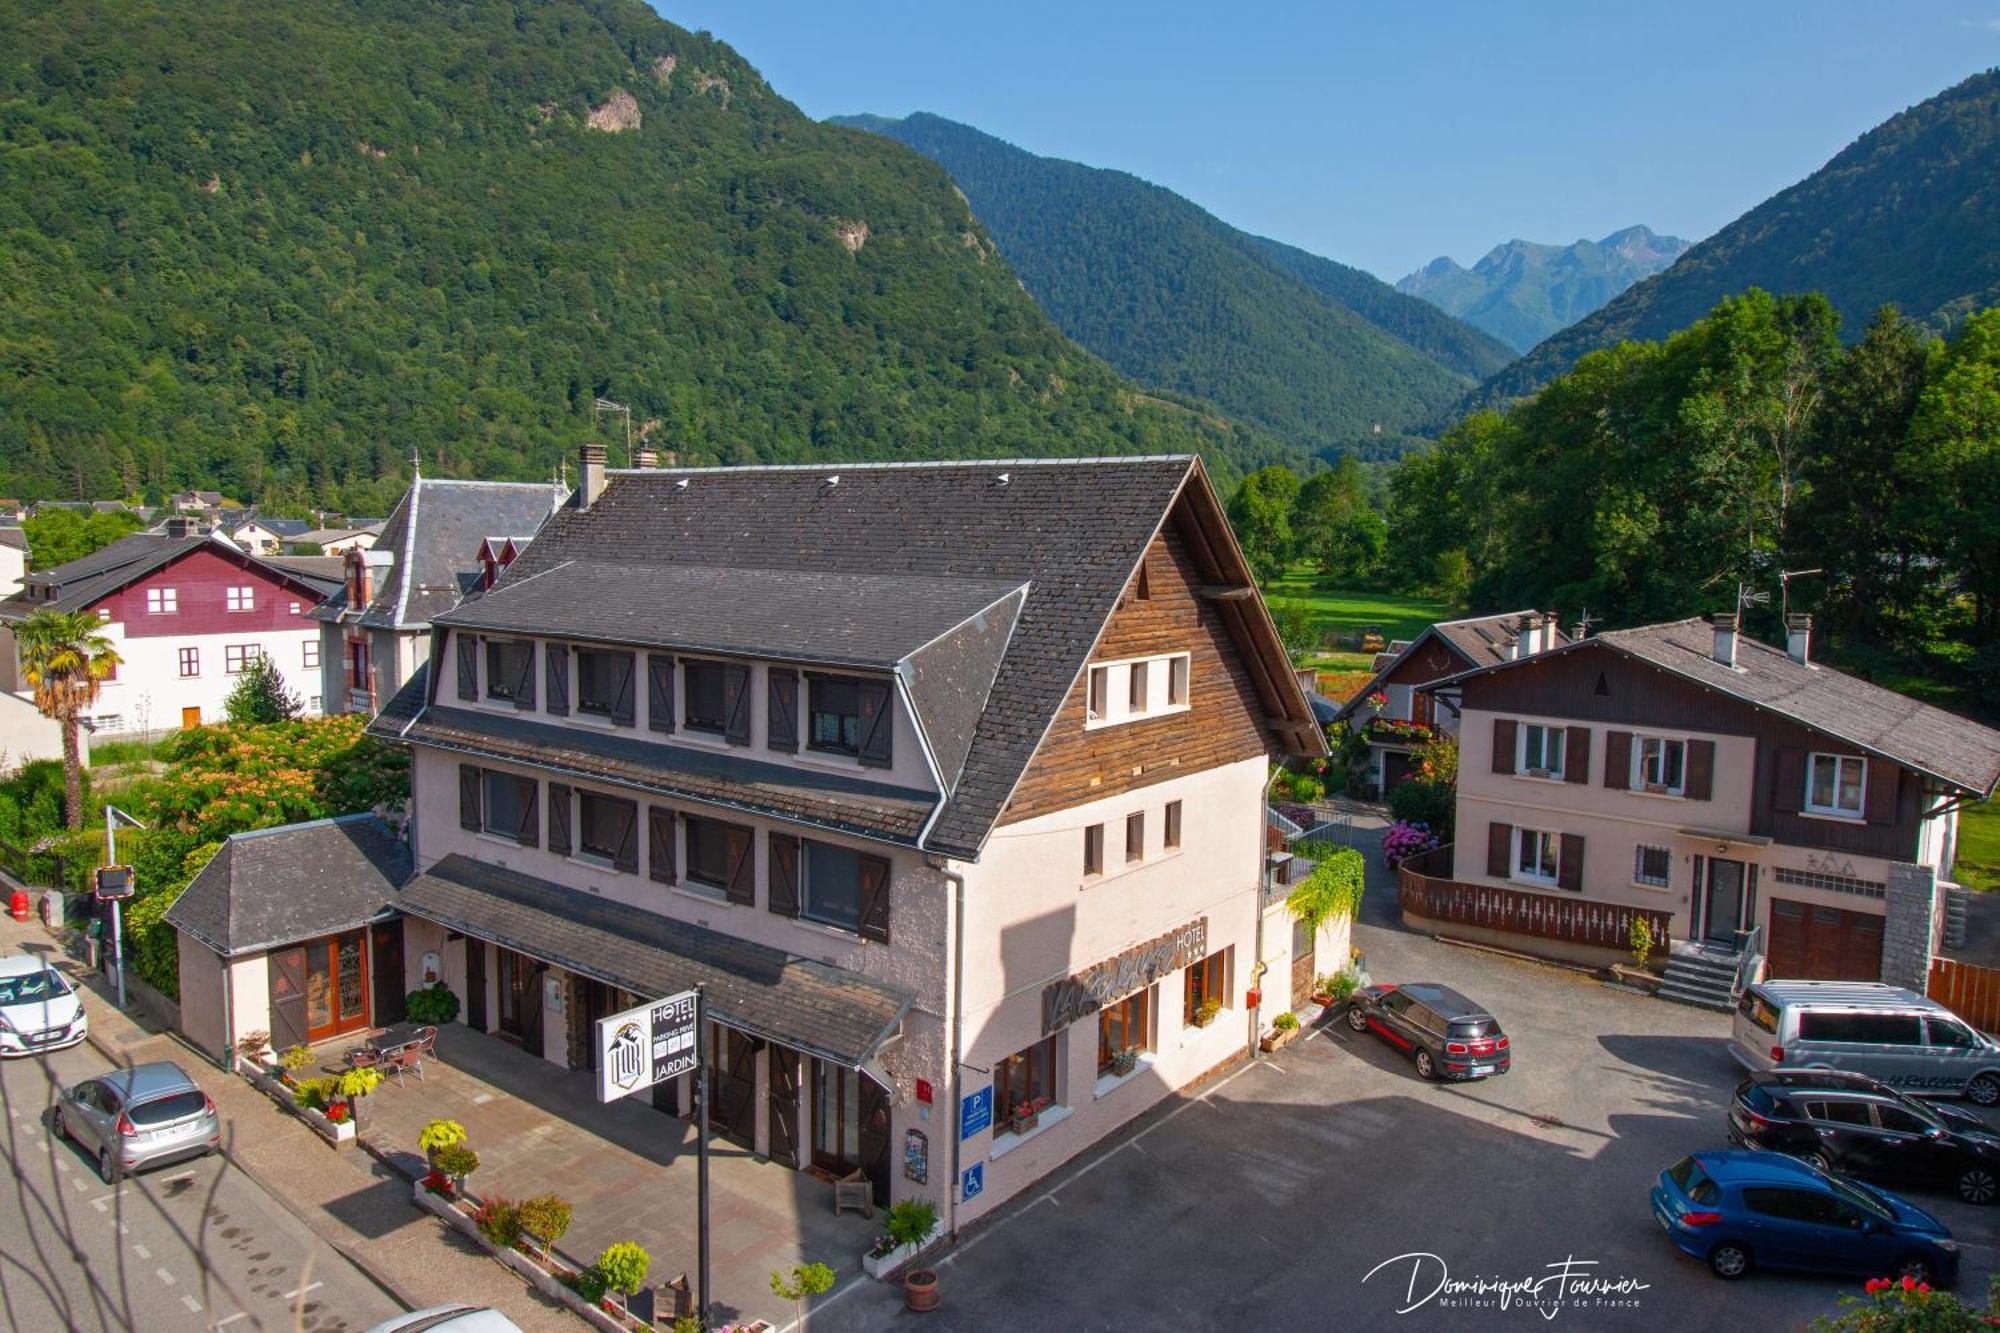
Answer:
1512, 612, 1539, 660
633, 446, 658, 470
1709, 611, 1739, 668
164, 517, 193, 539
578, 441, 607, 510
1541, 611, 1561, 654
1786, 613, 1812, 667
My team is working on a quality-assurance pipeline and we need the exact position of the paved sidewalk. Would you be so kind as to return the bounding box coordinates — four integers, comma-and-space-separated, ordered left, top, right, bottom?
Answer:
351, 1025, 875, 1330
0, 903, 581, 1332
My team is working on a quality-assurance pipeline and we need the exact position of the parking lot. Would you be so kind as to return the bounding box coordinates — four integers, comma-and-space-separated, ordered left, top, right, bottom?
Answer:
819, 858, 2000, 1331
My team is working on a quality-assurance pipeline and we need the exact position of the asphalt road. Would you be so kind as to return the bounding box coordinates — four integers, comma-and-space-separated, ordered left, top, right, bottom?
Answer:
815, 841, 2000, 1331
0, 1039, 404, 1333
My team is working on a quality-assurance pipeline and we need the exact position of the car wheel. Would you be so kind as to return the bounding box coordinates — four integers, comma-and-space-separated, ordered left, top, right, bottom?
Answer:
1894, 1255, 1936, 1286
1807, 1150, 1837, 1175
1413, 1048, 1437, 1081
97, 1146, 117, 1184
1708, 1242, 1752, 1280
50, 1107, 68, 1143
1346, 1006, 1369, 1033
1958, 1166, 1998, 1205
1967, 1075, 2000, 1108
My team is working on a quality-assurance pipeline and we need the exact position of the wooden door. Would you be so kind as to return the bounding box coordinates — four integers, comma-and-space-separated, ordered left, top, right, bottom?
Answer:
465, 939, 487, 1032
768, 1046, 801, 1169
304, 930, 370, 1042
269, 947, 307, 1051
1766, 898, 1885, 982
812, 1059, 859, 1174
371, 921, 405, 1026
1290, 915, 1316, 1009
182, 706, 201, 728
714, 1025, 756, 1148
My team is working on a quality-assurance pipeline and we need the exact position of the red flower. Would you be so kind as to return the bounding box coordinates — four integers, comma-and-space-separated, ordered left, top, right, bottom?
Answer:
1865, 1278, 1889, 1293
1902, 1275, 1919, 1291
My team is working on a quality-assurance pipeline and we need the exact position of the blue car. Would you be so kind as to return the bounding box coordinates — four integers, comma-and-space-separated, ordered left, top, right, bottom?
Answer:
1651, 1150, 1958, 1286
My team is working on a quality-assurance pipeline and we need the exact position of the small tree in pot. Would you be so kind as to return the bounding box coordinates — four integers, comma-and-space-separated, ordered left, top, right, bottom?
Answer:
772, 1261, 836, 1330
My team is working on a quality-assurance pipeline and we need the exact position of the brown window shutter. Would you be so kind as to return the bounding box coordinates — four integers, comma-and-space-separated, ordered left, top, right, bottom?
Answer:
723, 665, 751, 746
1558, 833, 1584, 892
455, 635, 478, 701
858, 680, 893, 768
1685, 740, 1715, 801
1773, 746, 1806, 814
1604, 731, 1632, 790
545, 646, 569, 716
516, 778, 539, 847
648, 807, 676, 884
1491, 718, 1517, 775
767, 668, 798, 753
1864, 759, 1901, 826
512, 643, 537, 711
765, 831, 797, 915
1563, 726, 1591, 785
858, 854, 891, 943
612, 801, 638, 874
610, 653, 636, 727
459, 764, 481, 830
1486, 822, 1512, 877
647, 655, 676, 733
547, 783, 572, 858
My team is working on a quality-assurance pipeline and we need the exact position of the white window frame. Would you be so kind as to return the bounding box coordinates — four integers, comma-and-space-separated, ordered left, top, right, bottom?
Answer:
1514, 827, 1560, 885
225, 585, 255, 612
302, 640, 320, 670
1084, 652, 1192, 730
1633, 735, 1687, 795
1168, 655, 1190, 706
1633, 844, 1672, 888
1517, 723, 1565, 779
1086, 667, 1109, 721
1806, 752, 1867, 819
146, 587, 178, 615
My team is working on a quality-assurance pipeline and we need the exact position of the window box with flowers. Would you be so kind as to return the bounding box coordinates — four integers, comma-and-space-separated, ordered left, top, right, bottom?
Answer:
1366, 717, 1434, 746
1012, 1096, 1052, 1134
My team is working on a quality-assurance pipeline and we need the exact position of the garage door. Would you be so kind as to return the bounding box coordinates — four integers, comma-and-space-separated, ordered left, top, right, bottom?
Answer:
1765, 899, 1883, 981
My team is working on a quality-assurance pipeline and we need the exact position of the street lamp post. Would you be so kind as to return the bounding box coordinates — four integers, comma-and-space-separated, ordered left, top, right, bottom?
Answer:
103, 804, 146, 1011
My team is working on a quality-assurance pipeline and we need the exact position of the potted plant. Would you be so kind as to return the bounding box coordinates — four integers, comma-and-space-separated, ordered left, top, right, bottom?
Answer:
772, 1261, 836, 1330
404, 982, 461, 1026
278, 1043, 313, 1082
905, 1267, 940, 1314
419, 1117, 468, 1169
432, 1141, 479, 1194
1109, 1046, 1140, 1077
334, 1065, 382, 1125
1260, 1010, 1300, 1053
1191, 996, 1222, 1029
596, 1242, 651, 1315
865, 1199, 939, 1278
235, 1029, 272, 1071
1011, 1095, 1050, 1133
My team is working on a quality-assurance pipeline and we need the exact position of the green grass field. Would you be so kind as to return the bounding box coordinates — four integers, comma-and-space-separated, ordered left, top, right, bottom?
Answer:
1262, 567, 1457, 672
1958, 800, 2000, 893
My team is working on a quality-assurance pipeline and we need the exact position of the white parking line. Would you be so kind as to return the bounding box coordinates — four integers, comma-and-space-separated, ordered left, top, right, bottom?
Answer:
132, 1243, 151, 1260
89, 1189, 126, 1211
213, 1312, 250, 1328
280, 1281, 322, 1301
155, 1267, 176, 1286
69, 1176, 87, 1192
181, 1294, 203, 1314
54, 1156, 69, 1172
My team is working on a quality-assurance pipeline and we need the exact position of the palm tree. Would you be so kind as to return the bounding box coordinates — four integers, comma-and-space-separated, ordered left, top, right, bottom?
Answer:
16, 610, 121, 829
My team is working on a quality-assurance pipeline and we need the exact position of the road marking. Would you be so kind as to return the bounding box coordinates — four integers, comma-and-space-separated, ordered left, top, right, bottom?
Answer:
70, 1176, 88, 1192
90, 1189, 127, 1211
213, 1312, 251, 1327
132, 1243, 151, 1260
181, 1294, 203, 1314
55, 1156, 69, 1172
155, 1267, 176, 1286
280, 1281, 322, 1301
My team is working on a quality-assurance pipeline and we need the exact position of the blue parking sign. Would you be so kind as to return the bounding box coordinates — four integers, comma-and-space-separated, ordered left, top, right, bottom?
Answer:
959, 1085, 992, 1140
961, 1161, 984, 1202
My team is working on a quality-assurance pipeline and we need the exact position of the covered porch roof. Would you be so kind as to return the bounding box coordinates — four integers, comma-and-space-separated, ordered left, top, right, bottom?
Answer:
397, 854, 914, 1072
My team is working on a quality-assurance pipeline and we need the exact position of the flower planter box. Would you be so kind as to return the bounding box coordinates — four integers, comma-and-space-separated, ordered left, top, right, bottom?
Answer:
411, 1180, 646, 1332
862, 1220, 944, 1280
1258, 1027, 1299, 1054
239, 1059, 355, 1147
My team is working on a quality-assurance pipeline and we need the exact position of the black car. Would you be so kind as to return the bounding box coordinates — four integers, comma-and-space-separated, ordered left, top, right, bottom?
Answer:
1343, 982, 1510, 1081
1729, 1070, 2000, 1205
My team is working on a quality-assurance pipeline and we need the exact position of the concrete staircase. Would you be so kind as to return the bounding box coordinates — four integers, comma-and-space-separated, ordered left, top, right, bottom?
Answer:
1659, 946, 1740, 1012
1945, 883, 1970, 951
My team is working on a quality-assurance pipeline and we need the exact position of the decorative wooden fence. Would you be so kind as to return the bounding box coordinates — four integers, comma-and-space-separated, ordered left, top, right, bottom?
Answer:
1397, 847, 1674, 954
1929, 957, 2000, 1035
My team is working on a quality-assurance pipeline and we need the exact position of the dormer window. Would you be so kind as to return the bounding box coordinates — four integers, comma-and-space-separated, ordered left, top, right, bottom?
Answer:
809, 677, 861, 755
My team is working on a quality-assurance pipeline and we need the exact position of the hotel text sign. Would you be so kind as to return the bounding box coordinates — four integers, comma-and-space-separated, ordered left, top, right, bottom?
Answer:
1042, 917, 1208, 1034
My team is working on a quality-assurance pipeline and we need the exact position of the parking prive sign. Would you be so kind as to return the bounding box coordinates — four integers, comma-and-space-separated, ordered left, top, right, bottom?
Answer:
595, 989, 699, 1103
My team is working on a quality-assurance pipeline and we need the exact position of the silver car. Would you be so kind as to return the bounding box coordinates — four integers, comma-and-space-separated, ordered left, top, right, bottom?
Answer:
54, 1061, 221, 1181
1730, 980, 2000, 1105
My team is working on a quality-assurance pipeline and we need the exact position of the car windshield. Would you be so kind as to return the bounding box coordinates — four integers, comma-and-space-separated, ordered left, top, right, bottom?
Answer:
1823, 1173, 1896, 1222
0, 968, 70, 1007
1447, 1018, 1496, 1039
128, 1090, 206, 1126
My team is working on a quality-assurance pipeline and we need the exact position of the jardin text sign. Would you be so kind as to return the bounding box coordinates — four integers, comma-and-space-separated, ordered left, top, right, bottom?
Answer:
1041, 917, 1208, 1034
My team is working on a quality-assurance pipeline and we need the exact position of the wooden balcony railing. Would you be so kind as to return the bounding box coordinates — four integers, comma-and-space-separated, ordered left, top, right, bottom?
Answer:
1397, 846, 1674, 954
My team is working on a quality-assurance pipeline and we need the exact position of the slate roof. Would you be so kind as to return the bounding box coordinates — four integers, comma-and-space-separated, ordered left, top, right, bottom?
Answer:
225, 516, 312, 539
0, 533, 330, 622
0, 528, 25, 553
387, 703, 936, 844
264, 555, 344, 595
313, 479, 564, 632
1334, 610, 1567, 724
398, 853, 913, 1068
165, 814, 412, 958
1428, 617, 2000, 797
437, 563, 1028, 671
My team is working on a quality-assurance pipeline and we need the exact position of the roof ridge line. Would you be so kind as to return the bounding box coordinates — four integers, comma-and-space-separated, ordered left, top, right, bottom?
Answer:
604, 455, 1196, 476
230, 811, 377, 842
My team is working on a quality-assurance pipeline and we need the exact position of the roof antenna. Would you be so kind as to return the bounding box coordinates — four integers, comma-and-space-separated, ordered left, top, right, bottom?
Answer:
1779, 568, 1822, 623
1572, 607, 1596, 640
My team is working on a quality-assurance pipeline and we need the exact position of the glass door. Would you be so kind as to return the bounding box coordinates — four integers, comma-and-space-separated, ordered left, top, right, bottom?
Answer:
306, 930, 372, 1042
812, 1060, 862, 1174
1704, 860, 1745, 946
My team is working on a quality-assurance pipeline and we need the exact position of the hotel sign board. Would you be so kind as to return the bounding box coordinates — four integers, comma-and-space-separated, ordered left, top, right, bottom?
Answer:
1041, 917, 1208, 1034
595, 989, 699, 1103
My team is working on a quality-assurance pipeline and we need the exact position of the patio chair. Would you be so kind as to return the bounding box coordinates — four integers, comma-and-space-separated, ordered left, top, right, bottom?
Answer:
833, 1168, 874, 1219
381, 1026, 437, 1085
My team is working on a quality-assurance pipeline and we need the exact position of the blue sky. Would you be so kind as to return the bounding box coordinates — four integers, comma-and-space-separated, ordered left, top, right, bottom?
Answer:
657, 3, 2000, 282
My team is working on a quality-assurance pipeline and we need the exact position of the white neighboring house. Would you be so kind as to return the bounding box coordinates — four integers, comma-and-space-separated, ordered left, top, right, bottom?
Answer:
0, 520, 341, 735
292, 526, 382, 555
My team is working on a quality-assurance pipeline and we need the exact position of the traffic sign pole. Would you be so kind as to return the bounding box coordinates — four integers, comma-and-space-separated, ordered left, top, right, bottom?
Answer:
696, 985, 710, 1328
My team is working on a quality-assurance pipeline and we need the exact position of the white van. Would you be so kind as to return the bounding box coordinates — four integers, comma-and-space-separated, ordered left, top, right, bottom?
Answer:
1730, 979, 2000, 1105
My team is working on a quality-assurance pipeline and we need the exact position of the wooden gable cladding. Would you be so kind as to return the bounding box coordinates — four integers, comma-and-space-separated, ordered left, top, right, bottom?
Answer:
999, 522, 1270, 827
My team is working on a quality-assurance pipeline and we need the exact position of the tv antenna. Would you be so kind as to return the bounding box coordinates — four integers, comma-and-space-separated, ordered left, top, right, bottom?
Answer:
1779, 568, 1822, 622
593, 396, 633, 464
1735, 581, 1771, 621
1572, 607, 1597, 640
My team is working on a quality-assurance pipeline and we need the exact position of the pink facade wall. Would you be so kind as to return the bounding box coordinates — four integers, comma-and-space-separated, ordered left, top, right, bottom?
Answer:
95, 547, 318, 639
